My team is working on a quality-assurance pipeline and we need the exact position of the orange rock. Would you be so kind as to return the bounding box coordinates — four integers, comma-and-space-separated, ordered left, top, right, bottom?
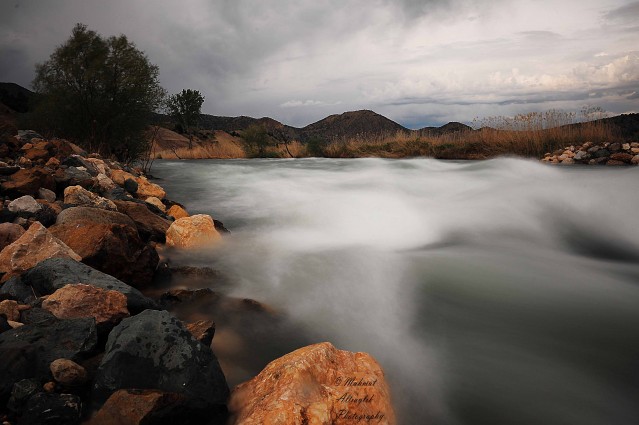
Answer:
228, 342, 396, 425
64, 185, 117, 210
109, 169, 137, 186
167, 204, 189, 220
136, 176, 166, 199
0, 222, 81, 281
42, 283, 129, 329
165, 214, 222, 249
186, 320, 215, 346
50, 358, 88, 387
0, 299, 21, 321
87, 389, 189, 425
145, 196, 166, 212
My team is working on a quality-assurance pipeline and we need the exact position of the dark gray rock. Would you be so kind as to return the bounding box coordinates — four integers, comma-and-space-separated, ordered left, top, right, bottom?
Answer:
20, 258, 159, 313
20, 392, 82, 425
0, 276, 35, 304
7, 378, 40, 413
587, 146, 600, 154
62, 155, 98, 176
593, 149, 610, 158
104, 186, 131, 201
0, 166, 21, 176
0, 315, 11, 333
0, 318, 97, 403
16, 130, 44, 142
20, 308, 57, 327
123, 178, 138, 194
609, 142, 621, 152
94, 310, 228, 417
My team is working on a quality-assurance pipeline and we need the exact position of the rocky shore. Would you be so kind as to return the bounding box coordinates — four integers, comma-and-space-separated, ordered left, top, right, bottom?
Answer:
0, 131, 396, 424
541, 141, 639, 165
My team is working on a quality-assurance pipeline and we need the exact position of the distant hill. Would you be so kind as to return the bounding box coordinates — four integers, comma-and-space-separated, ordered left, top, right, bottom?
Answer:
296, 110, 406, 141
0, 82, 37, 113
418, 121, 472, 136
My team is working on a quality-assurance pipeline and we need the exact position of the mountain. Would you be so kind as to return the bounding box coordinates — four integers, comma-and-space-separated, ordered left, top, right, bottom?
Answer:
0, 82, 37, 113
418, 121, 472, 136
296, 110, 407, 141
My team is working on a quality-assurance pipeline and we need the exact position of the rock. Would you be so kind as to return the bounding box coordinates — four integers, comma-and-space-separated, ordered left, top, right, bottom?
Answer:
632, 148, 639, 155
167, 204, 189, 220
0, 165, 20, 176
109, 169, 138, 186
87, 389, 195, 425
632, 142, 639, 148
0, 276, 35, 304
8, 195, 42, 215
1, 166, 56, 197
573, 150, 590, 161
228, 342, 396, 425
0, 223, 25, 252
113, 200, 171, 243
37, 187, 57, 202
186, 320, 216, 347
54, 166, 94, 189
165, 215, 222, 249
560, 157, 575, 165
7, 320, 23, 328
610, 152, 633, 163
62, 155, 98, 176
85, 158, 109, 175
95, 173, 116, 193
622, 143, 630, 151
587, 146, 600, 154
0, 316, 12, 334
50, 359, 88, 387
50, 207, 159, 287
609, 142, 621, 152
136, 176, 166, 199
0, 300, 21, 321
7, 378, 40, 413
21, 258, 158, 313
593, 157, 608, 165
43, 381, 56, 393
145, 196, 166, 212
0, 317, 97, 401
45, 157, 60, 168
606, 159, 625, 166
20, 393, 82, 425
94, 310, 229, 418
593, 149, 610, 158
42, 284, 129, 331
0, 222, 81, 281
63, 185, 117, 210
632, 155, 639, 165
23, 147, 50, 162
18, 156, 33, 167
124, 178, 138, 194
16, 131, 44, 143
20, 308, 57, 326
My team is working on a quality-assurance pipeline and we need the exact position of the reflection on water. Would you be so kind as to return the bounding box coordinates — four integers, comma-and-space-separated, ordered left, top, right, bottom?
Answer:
153, 158, 639, 424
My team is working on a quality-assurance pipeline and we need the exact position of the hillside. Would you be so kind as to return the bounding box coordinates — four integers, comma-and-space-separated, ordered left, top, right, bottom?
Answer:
0, 82, 37, 113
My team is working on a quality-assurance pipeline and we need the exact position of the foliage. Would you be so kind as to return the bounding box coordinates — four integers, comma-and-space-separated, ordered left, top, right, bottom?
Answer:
241, 124, 272, 157
165, 89, 205, 149
32, 23, 165, 162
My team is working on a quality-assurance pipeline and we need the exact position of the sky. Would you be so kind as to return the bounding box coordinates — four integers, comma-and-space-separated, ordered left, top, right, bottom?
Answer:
1, 0, 638, 128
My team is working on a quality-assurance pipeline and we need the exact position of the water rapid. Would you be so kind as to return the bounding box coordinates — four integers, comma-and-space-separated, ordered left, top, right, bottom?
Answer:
152, 158, 639, 425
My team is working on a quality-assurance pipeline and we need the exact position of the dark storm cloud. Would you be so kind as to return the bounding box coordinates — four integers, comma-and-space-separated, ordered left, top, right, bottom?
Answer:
604, 1, 639, 22
0, 47, 32, 87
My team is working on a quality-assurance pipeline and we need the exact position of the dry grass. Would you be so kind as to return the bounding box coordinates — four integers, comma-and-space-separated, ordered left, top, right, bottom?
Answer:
152, 129, 246, 159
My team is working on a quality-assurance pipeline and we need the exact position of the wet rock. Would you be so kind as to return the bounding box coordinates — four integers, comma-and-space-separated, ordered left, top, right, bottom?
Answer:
63, 185, 117, 210
0, 222, 81, 281
94, 310, 229, 418
49, 359, 87, 387
610, 152, 633, 163
87, 389, 192, 425
37, 187, 56, 202
228, 342, 396, 425
21, 258, 158, 313
0, 317, 97, 402
167, 204, 189, 220
113, 200, 171, 243
1, 167, 56, 197
8, 195, 42, 215
214, 219, 230, 234
20, 392, 82, 425
145, 196, 166, 212
186, 320, 216, 346
42, 284, 129, 331
50, 207, 159, 287
124, 178, 138, 194
0, 222, 25, 251
165, 214, 222, 249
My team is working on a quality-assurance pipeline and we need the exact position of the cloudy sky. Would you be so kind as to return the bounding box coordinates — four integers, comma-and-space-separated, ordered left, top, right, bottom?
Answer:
1, 0, 638, 128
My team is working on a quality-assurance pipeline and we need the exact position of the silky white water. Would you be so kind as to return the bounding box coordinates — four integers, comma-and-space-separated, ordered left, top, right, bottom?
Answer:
153, 158, 639, 424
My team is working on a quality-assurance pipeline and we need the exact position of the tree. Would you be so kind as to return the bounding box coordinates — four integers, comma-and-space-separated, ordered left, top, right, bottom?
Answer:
32, 23, 165, 162
165, 89, 204, 149
241, 124, 271, 157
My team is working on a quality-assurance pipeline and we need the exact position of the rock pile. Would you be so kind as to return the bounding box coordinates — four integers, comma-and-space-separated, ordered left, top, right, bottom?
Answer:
541, 141, 639, 165
0, 131, 397, 424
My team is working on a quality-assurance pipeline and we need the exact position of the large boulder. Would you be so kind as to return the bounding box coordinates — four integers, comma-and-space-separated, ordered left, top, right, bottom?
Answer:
20, 392, 82, 425
20, 258, 158, 313
63, 185, 117, 210
49, 207, 159, 287
0, 222, 81, 282
1, 166, 56, 197
228, 342, 396, 425
165, 214, 222, 249
114, 200, 171, 243
94, 310, 228, 419
0, 317, 97, 403
42, 284, 129, 332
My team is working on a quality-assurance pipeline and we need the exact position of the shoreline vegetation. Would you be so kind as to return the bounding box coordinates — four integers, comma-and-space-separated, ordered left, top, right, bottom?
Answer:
0, 132, 396, 424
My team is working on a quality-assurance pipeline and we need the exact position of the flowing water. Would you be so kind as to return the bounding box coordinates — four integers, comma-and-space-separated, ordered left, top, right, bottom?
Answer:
152, 158, 639, 425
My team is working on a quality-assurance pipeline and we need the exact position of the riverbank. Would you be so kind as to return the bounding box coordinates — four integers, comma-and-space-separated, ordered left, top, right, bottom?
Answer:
0, 131, 396, 424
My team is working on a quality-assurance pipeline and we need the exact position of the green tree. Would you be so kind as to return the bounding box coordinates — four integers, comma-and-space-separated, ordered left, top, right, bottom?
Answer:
165, 89, 205, 149
32, 23, 165, 162
241, 124, 271, 157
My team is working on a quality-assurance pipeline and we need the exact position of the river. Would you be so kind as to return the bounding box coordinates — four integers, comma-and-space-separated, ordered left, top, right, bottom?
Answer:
152, 157, 639, 425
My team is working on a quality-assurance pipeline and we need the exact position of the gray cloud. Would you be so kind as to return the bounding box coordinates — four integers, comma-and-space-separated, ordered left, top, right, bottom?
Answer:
0, 0, 637, 128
